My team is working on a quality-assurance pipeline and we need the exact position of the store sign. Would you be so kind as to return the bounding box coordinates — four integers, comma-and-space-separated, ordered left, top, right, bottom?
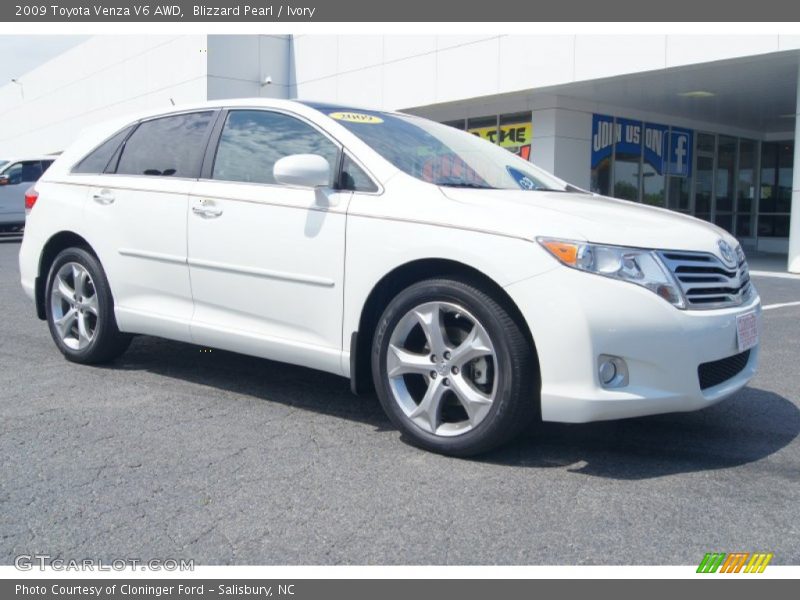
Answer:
591, 114, 694, 177
469, 122, 532, 160
615, 118, 642, 156
644, 123, 668, 175
591, 114, 615, 168
668, 128, 693, 177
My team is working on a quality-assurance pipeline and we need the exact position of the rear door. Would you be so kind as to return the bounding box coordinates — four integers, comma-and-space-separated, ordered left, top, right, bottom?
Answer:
0, 161, 44, 224
81, 111, 218, 341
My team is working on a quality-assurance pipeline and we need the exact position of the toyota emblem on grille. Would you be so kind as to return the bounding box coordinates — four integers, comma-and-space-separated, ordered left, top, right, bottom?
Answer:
717, 239, 737, 268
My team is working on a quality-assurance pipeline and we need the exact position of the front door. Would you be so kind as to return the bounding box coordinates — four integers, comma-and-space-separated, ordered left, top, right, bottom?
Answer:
187, 109, 349, 374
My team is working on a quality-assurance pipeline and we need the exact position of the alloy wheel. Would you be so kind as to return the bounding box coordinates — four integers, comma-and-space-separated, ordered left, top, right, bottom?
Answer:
50, 262, 99, 350
386, 301, 498, 436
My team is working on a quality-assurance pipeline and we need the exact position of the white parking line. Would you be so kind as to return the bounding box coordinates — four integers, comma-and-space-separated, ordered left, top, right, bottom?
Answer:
750, 270, 800, 280
762, 301, 800, 311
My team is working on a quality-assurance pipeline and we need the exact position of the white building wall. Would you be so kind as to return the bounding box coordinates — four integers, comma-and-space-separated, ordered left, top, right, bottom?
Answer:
0, 35, 209, 156
290, 34, 800, 112
288, 33, 800, 194
207, 35, 291, 101
4, 33, 798, 158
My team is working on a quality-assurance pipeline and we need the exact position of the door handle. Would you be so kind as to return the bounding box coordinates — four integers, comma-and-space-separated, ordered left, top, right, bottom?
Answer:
192, 205, 223, 218
92, 190, 115, 205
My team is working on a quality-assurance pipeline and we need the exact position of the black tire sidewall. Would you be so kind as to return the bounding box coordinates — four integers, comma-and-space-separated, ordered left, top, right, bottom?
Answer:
371, 279, 532, 456
45, 247, 119, 363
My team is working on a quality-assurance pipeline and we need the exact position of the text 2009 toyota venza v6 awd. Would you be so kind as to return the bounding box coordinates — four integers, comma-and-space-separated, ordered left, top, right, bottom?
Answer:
19, 100, 761, 456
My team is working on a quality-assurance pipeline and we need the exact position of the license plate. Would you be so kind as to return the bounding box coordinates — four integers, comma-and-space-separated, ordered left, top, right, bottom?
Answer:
736, 311, 759, 352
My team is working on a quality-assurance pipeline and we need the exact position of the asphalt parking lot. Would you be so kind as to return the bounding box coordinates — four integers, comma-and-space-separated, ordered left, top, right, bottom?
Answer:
1, 236, 799, 566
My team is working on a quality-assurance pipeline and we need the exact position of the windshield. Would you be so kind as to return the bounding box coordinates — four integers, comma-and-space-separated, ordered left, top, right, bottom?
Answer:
312, 105, 569, 191
0, 160, 8, 172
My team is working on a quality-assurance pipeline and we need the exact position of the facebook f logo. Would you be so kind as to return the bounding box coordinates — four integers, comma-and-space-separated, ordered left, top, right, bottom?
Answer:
668, 129, 693, 177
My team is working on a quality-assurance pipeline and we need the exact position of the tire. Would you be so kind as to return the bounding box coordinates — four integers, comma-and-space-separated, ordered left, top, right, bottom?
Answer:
371, 278, 538, 456
45, 247, 132, 364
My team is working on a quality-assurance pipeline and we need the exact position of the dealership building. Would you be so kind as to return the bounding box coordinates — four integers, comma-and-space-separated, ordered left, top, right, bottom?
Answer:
1, 34, 799, 271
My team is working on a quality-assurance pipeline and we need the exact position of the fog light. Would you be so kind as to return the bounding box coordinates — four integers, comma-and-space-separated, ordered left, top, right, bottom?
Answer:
598, 355, 629, 388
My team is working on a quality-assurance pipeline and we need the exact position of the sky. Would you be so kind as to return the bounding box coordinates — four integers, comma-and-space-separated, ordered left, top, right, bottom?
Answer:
0, 35, 89, 83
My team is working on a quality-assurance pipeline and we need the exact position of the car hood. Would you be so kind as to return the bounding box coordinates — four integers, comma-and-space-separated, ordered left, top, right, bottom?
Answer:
439, 188, 739, 254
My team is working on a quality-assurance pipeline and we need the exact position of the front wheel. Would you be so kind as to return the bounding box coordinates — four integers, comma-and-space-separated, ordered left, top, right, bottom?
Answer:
371, 278, 538, 456
45, 247, 132, 364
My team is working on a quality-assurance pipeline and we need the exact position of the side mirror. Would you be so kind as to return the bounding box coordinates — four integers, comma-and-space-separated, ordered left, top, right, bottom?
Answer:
0, 176, 8, 186
273, 154, 330, 188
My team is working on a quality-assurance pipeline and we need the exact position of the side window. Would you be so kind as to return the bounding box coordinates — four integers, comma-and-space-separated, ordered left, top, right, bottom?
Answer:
72, 127, 133, 174
5, 163, 22, 185
20, 161, 43, 182
41, 160, 54, 172
340, 154, 379, 193
212, 110, 340, 185
116, 112, 214, 178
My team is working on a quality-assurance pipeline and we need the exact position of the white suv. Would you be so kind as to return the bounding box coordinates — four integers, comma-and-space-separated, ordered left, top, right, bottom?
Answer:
19, 100, 760, 456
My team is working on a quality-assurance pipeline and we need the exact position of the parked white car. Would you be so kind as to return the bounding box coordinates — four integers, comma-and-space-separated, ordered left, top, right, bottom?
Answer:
0, 156, 55, 230
19, 100, 760, 455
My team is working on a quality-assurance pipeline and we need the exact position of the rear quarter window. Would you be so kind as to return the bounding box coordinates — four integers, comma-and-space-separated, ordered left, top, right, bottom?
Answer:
72, 126, 134, 174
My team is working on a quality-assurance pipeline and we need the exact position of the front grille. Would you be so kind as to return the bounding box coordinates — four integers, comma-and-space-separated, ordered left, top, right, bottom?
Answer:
658, 245, 752, 309
698, 350, 751, 390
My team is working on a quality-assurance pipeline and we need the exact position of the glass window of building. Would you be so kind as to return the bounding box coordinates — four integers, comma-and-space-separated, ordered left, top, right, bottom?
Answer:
467, 116, 499, 144
759, 141, 793, 238
590, 114, 614, 197
641, 123, 667, 207
714, 135, 737, 233
693, 133, 715, 223
442, 119, 466, 130
696, 132, 715, 153
736, 139, 757, 237
667, 176, 690, 212
498, 112, 532, 160
460, 113, 533, 162
613, 119, 642, 201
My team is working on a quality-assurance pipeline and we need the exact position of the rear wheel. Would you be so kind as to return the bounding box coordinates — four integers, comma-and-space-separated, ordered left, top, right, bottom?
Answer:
45, 247, 131, 364
372, 278, 538, 456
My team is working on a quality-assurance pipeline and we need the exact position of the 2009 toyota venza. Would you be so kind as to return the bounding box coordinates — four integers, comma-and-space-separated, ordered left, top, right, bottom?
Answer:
19, 100, 761, 455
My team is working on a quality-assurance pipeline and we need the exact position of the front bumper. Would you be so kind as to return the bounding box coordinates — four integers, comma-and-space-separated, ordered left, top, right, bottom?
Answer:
505, 266, 761, 423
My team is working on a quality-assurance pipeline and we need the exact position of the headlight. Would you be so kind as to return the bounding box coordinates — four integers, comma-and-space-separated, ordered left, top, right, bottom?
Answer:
537, 238, 685, 308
